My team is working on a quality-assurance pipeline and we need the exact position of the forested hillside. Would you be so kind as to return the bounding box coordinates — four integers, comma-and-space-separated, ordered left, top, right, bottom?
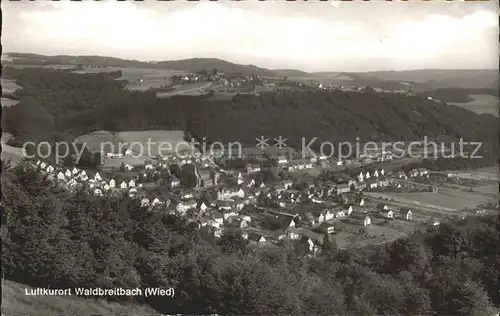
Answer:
2, 162, 499, 315
2, 66, 498, 169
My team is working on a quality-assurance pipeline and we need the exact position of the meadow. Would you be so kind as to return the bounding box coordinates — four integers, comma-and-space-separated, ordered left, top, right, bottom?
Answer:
116, 130, 199, 158
2, 78, 22, 93
72, 67, 188, 91
449, 94, 499, 116
1, 97, 20, 107
1, 132, 24, 164
156, 82, 213, 98
74, 130, 121, 154
370, 188, 495, 211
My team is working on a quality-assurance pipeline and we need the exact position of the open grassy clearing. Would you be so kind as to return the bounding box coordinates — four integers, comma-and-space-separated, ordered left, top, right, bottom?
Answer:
101, 156, 147, 169
1, 132, 24, 164
73, 67, 187, 91
116, 130, 198, 158
156, 82, 213, 97
74, 130, 121, 154
2, 78, 22, 93
7, 64, 76, 70
370, 191, 491, 210
1, 97, 20, 107
2, 279, 156, 316
448, 94, 499, 116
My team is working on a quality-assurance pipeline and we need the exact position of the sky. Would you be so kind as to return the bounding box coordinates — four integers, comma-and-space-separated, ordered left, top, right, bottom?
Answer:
2, 0, 499, 72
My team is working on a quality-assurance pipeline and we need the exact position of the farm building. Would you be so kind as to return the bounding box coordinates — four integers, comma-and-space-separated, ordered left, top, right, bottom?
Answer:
400, 208, 412, 220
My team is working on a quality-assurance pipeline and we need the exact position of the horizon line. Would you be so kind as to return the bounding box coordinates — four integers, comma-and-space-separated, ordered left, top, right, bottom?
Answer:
3, 51, 499, 74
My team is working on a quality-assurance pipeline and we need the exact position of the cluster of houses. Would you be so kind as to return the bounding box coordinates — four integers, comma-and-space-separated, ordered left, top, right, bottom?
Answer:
30, 149, 456, 256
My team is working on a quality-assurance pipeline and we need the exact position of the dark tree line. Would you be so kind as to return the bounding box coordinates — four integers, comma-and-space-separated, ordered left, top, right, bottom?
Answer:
2, 161, 499, 315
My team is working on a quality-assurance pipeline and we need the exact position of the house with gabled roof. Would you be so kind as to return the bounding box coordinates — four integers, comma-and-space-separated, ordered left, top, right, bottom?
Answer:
248, 232, 267, 245
57, 171, 66, 181
350, 212, 372, 226
318, 222, 335, 234
109, 179, 116, 188
65, 169, 72, 178
400, 207, 412, 220
336, 183, 350, 195
380, 209, 394, 219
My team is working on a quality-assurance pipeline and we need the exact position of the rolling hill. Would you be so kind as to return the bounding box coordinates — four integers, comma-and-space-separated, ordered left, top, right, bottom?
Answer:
4, 53, 295, 77
5, 53, 497, 91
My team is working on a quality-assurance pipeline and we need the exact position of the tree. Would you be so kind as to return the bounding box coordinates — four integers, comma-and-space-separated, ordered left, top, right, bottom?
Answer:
321, 232, 337, 256
119, 162, 126, 172
1, 159, 12, 172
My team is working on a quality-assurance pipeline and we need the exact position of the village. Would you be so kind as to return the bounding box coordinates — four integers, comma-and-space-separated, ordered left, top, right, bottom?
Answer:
30, 140, 499, 256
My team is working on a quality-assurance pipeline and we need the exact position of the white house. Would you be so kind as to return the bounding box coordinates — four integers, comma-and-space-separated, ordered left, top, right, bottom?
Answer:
282, 180, 293, 190
344, 205, 353, 215
176, 200, 197, 213
57, 171, 66, 181
65, 169, 72, 178
128, 179, 136, 187
359, 199, 365, 206
103, 184, 110, 191
46, 165, 55, 173
381, 209, 394, 219
152, 198, 161, 206
400, 208, 412, 220
125, 164, 133, 171
93, 188, 103, 196
40, 162, 47, 169
277, 156, 288, 165
365, 171, 371, 179
380, 169, 385, 176
373, 170, 379, 178
72, 167, 79, 175
120, 181, 128, 189
141, 198, 150, 207
358, 172, 364, 182
129, 187, 137, 195
94, 172, 102, 181
109, 179, 116, 188
79, 170, 87, 178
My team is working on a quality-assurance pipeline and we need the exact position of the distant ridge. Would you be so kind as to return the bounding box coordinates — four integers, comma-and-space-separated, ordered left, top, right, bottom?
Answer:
4, 52, 497, 90
3, 53, 302, 77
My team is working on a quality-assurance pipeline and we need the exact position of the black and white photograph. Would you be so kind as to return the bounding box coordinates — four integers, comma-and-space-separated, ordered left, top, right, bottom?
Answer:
1, 1, 499, 315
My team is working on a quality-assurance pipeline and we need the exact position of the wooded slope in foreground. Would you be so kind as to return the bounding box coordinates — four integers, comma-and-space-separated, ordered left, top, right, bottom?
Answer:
2, 162, 499, 315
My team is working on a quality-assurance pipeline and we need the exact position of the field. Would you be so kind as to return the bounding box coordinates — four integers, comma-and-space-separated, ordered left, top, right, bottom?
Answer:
448, 94, 499, 116
1, 97, 20, 107
74, 130, 121, 154
384, 191, 494, 210
2, 78, 22, 93
1, 132, 24, 164
73, 67, 188, 91
116, 130, 198, 158
156, 82, 213, 98
7, 64, 76, 70
2, 279, 156, 316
